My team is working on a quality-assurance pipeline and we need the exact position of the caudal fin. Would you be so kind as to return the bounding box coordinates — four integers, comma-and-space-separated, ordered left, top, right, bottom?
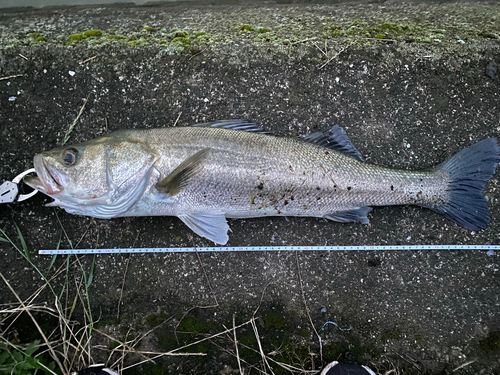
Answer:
426, 138, 499, 231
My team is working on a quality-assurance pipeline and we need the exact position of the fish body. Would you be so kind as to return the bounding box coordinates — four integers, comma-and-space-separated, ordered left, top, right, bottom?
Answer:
25, 120, 499, 244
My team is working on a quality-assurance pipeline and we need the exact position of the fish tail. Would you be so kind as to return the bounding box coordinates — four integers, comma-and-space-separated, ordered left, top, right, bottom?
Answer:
423, 138, 499, 231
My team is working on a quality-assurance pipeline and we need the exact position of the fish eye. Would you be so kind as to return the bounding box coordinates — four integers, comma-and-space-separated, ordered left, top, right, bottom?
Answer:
62, 148, 79, 166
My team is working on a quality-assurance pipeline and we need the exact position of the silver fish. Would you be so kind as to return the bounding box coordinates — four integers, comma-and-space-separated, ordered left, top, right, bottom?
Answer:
25, 120, 499, 245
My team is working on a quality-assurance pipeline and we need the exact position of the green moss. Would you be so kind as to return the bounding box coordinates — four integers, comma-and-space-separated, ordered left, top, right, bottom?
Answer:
171, 37, 191, 45
145, 311, 167, 327
29, 32, 47, 42
479, 331, 500, 354
83, 29, 103, 38
143, 26, 155, 32
195, 32, 207, 37
263, 311, 286, 329
381, 330, 401, 341
324, 341, 349, 361
350, 20, 366, 26
109, 341, 120, 350
374, 33, 386, 39
94, 318, 116, 328
257, 27, 271, 33
128, 38, 148, 46
478, 30, 499, 39
170, 29, 188, 38
381, 22, 402, 31
156, 333, 178, 351
107, 34, 124, 40
142, 364, 168, 375
69, 33, 85, 42
239, 24, 253, 32
178, 316, 213, 332
330, 29, 346, 37
67, 29, 103, 44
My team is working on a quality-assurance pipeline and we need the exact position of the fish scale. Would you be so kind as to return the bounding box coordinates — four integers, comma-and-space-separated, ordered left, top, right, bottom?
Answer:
128, 126, 447, 217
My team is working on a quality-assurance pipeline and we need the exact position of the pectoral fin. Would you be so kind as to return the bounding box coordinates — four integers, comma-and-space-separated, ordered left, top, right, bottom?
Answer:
178, 212, 230, 245
157, 148, 211, 196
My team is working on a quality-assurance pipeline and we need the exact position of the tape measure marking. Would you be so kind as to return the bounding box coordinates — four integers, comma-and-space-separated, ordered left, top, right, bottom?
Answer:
38, 245, 500, 255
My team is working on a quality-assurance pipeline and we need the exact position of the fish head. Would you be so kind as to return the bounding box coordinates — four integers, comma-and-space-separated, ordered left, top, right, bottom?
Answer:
25, 133, 160, 218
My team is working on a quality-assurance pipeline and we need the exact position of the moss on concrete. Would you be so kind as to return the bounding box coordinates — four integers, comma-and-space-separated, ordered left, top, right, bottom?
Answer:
1, 3, 498, 53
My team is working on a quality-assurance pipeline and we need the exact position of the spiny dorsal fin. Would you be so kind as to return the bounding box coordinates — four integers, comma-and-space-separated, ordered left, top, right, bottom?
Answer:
191, 119, 272, 134
302, 125, 365, 161
157, 148, 211, 196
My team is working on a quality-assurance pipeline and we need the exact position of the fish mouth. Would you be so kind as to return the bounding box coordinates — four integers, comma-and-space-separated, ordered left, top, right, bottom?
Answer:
24, 154, 66, 195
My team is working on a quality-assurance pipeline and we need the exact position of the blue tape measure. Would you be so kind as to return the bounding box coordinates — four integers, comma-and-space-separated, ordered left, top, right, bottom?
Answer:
39, 244, 500, 254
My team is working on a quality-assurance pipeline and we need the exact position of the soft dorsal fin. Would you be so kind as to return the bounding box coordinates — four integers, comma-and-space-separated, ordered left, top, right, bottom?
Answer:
302, 125, 365, 162
156, 148, 211, 196
191, 119, 272, 134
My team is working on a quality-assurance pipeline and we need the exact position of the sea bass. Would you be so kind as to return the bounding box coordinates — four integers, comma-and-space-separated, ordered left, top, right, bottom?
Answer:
25, 120, 499, 245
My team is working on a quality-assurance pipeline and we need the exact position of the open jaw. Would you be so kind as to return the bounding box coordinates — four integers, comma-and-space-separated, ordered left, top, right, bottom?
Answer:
24, 154, 65, 195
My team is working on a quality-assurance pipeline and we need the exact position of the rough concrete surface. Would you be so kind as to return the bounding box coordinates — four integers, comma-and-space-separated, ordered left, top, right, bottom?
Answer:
0, 1, 499, 374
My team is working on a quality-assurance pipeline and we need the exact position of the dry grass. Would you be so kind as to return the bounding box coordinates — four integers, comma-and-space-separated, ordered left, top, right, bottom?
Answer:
1, 223, 432, 375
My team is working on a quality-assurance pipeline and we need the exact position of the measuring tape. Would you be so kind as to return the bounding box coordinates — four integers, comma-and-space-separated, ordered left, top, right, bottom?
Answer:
39, 244, 500, 254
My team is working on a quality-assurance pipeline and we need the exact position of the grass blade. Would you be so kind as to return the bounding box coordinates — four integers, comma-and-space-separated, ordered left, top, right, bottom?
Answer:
86, 255, 96, 288
13, 220, 30, 261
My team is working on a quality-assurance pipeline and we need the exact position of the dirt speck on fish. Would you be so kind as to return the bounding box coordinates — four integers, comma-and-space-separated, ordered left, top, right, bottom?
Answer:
24, 120, 500, 245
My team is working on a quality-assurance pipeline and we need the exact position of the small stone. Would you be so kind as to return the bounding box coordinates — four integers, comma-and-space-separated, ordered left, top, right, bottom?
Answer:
69, 70, 76, 76
485, 61, 497, 79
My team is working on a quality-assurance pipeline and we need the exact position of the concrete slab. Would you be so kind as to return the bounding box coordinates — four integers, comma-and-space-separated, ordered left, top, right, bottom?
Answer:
0, 1, 499, 374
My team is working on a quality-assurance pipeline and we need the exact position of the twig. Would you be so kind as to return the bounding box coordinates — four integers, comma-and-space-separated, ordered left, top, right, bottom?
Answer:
291, 37, 317, 45
318, 41, 354, 69
0, 74, 25, 81
453, 359, 477, 372
313, 42, 328, 58
116, 230, 139, 321
194, 247, 219, 306
79, 56, 97, 65
116, 256, 130, 322
173, 112, 182, 127
233, 314, 243, 375
251, 317, 275, 375
19, 54, 28, 61
62, 93, 92, 146
363, 37, 397, 43
74, 222, 93, 249
189, 47, 208, 60
295, 252, 322, 363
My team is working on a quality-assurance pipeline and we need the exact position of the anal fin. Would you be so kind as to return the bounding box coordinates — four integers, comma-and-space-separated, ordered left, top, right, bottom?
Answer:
324, 207, 372, 224
178, 212, 230, 245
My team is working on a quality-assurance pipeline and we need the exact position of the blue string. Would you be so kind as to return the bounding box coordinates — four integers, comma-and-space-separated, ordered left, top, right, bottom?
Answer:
320, 320, 351, 332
